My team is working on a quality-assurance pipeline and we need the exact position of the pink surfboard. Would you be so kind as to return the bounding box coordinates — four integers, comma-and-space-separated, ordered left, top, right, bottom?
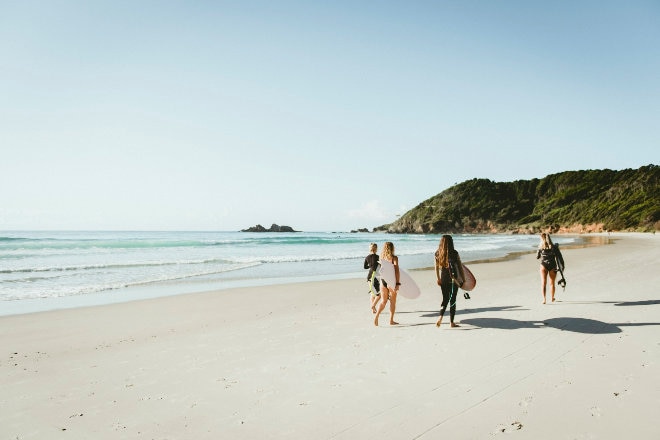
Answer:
461, 264, 477, 291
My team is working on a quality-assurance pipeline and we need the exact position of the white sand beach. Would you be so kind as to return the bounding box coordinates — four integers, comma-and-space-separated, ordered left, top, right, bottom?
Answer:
1, 233, 658, 439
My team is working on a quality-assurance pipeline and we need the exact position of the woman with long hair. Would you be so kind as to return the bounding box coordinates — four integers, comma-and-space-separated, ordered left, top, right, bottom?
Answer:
537, 232, 558, 304
374, 241, 400, 326
434, 235, 464, 328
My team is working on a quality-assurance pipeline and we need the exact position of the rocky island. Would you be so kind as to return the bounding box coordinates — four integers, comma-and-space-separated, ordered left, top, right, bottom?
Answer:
241, 223, 299, 233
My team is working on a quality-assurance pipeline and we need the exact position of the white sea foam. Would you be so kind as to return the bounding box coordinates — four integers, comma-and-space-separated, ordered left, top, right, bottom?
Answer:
0, 231, 576, 309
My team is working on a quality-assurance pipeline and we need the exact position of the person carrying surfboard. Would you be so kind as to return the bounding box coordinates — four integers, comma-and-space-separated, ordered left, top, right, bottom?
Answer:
434, 235, 465, 328
374, 241, 400, 326
537, 232, 558, 304
363, 243, 380, 313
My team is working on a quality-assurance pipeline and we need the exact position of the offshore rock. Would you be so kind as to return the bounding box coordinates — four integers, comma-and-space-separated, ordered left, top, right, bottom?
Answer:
241, 223, 298, 232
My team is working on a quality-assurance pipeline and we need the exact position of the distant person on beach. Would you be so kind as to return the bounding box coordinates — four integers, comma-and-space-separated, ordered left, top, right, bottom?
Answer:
537, 232, 558, 304
374, 241, 400, 326
364, 242, 380, 313
434, 235, 465, 328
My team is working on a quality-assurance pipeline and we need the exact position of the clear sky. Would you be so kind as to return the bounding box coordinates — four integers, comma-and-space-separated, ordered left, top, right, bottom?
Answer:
1, 1, 658, 232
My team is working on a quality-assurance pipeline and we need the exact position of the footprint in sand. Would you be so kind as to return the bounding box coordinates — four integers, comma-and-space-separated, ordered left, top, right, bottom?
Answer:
494, 421, 523, 434
518, 396, 533, 408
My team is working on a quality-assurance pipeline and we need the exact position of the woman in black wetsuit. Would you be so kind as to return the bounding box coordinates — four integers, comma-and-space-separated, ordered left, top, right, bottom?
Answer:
537, 233, 558, 304
434, 235, 464, 328
363, 243, 380, 313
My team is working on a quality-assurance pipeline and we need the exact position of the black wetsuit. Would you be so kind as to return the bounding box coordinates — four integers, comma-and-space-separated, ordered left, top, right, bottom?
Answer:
364, 253, 380, 294
537, 248, 557, 271
439, 250, 461, 323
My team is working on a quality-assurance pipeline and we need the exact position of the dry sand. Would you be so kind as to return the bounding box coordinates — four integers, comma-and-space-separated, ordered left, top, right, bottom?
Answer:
1, 233, 658, 439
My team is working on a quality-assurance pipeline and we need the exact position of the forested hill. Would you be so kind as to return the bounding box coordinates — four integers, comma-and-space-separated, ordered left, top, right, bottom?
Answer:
376, 165, 659, 234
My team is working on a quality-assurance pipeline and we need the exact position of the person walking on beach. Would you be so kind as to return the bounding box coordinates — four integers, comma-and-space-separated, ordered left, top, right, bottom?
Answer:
364, 242, 380, 313
434, 235, 464, 328
374, 241, 400, 326
537, 232, 558, 304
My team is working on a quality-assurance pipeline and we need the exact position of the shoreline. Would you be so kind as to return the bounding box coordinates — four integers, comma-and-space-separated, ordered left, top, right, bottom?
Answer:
412, 232, 616, 270
1, 232, 658, 439
1, 232, 621, 317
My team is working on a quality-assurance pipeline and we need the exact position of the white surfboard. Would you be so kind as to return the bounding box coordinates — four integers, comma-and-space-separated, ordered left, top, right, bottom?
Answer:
379, 260, 421, 299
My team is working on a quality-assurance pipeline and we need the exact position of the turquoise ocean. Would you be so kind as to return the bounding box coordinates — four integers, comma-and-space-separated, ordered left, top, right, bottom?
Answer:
0, 231, 577, 315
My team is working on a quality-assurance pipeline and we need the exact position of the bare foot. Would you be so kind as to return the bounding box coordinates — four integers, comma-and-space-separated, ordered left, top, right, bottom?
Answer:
374, 316, 379, 326
552, 297, 556, 302
436, 317, 443, 327
542, 299, 546, 304
451, 322, 460, 328
372, 307, 377, 314
390, 321, 399, 325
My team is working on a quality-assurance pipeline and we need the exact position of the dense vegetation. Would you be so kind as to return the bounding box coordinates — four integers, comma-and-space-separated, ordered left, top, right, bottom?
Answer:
376, 165, 659, 234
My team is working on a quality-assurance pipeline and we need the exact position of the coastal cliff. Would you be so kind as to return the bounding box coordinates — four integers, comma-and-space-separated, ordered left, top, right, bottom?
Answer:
375, 165, 659, 234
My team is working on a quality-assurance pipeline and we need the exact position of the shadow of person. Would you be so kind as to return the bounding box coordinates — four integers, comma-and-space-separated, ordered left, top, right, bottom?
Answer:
461, 317, 626, 334
614, 299, 660, 307
543, 317, 622, 334
460, 317, 541, 330
419, 305, 526, 319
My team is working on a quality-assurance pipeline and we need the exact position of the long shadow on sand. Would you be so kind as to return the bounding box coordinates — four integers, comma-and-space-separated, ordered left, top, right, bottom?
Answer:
614, 299, 660, 307
415, 305, 527, 319
557, 299, 660, 307
460, 317, 660, 334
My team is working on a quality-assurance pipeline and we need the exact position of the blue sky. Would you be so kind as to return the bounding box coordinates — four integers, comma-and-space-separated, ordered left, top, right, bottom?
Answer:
1, 1, 658, 231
